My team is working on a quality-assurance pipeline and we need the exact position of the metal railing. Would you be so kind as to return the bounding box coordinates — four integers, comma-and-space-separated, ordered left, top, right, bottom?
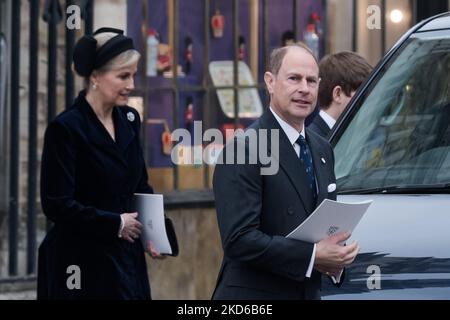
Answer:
2, 0, 94, 283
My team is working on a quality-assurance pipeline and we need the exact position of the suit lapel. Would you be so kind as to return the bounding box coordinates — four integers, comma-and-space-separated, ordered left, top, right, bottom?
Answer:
315, 115, 331, 138
261, 110, 314, 214
306, 128, 329, 206
319, 115, 331, 136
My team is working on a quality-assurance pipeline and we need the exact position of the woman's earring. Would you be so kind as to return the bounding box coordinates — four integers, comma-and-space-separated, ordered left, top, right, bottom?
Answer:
92, 83, 97, 90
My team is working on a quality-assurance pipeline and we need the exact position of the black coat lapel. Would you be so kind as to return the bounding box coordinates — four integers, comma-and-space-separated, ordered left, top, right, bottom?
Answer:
306, 128, 329, 206
75, 91, 135, 167
316, 115, 331, 138
260, 110, 315, 214
113, 107, 136, 154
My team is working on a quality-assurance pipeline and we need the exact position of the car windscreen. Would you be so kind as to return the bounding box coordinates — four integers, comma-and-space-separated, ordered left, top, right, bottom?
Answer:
334, 29, 450, 192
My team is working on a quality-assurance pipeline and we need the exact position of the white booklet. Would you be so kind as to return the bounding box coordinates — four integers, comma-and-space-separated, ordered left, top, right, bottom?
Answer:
134, 193, 172, 255
286, 199, 373, 243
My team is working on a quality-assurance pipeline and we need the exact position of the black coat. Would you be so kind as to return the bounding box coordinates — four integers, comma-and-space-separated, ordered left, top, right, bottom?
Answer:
38, 91, 153, 299
212, 110, 338, 300
307, 113, 331, 139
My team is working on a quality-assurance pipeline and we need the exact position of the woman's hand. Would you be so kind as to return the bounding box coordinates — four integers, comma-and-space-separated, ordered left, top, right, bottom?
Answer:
146, 241, 167, 260
120, 212, 142, 243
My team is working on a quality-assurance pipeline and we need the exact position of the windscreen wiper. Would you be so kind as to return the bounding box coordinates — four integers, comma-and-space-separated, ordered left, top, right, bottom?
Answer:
339, 183, 450, 195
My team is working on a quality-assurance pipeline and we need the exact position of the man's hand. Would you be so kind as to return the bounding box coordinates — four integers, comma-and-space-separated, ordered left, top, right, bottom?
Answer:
314, 231, 359, 275
120, 212, 143, 243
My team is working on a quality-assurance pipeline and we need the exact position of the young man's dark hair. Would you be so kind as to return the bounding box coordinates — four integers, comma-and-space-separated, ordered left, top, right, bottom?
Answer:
318, 51, 372, 108
308, 51, 372, 138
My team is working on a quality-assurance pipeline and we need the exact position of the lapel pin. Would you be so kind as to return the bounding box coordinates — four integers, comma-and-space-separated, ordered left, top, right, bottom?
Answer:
321, 157, 326, 164
327, 183, 336, 193
127, 112, 135, 122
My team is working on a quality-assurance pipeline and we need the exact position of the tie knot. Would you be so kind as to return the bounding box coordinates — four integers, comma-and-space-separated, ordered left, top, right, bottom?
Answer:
296, 135, 306, 146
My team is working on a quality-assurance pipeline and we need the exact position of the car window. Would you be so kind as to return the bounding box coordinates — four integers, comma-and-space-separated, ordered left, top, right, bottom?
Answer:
0, 33, 6, 146
334, 30, 450, 191
0, 33, 6, 214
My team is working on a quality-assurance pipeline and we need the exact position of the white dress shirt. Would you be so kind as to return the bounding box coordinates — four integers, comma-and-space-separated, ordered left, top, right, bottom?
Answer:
319, 110, 336, 129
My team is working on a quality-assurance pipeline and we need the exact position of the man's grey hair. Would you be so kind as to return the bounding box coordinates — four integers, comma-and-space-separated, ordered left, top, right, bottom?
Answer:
268, 42, 318, 75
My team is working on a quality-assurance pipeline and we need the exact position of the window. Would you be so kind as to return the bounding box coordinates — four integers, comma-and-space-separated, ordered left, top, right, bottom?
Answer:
127, 0, 327, 193
0, 33, 7, 161
334, 30, 450, 191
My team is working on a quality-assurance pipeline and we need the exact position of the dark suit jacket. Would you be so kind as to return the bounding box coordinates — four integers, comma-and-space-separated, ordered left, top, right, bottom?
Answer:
38, 91, 153, 299
308, 113, 331, 139
212, 109, 337, 300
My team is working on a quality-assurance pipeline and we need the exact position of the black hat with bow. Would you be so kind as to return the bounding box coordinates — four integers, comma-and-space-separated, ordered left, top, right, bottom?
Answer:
73, 27, 135, 77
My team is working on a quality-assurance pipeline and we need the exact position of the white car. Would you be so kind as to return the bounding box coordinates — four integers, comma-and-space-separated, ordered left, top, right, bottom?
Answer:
322, 12, 450, 299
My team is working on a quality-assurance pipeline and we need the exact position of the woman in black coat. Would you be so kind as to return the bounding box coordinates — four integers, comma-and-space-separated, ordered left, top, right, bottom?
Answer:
37, 28, 163, 299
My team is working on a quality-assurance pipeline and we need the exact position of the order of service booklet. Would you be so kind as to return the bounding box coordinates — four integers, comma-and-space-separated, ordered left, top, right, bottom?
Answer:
286, 199, 373, 242
133, 193, 173, 255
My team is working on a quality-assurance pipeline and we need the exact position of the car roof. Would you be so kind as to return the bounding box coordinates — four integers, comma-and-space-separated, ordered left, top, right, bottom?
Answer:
416, 12, 450, 32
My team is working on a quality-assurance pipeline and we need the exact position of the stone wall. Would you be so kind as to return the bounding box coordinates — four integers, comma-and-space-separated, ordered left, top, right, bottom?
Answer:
94, 0, 127, 31
148, 208, 223, 300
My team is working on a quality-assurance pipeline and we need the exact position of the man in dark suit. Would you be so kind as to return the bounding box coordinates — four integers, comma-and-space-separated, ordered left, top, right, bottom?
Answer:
212, 44, 360, 300
308, 51, 372, 139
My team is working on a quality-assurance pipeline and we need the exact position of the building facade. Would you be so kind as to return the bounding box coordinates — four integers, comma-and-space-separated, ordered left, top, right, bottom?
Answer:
0, 0, 448, 298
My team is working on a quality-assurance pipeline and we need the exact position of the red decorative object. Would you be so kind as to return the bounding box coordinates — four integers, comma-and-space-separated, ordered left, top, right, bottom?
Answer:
239, 36, 245, 60
185, 43, 193, 63
162, 131, 172, 156
309, 12, 323, 37
185, 97, 194, 131
221, 123, 245, 142
211, 10, 225, 38
185, 105, 193, 123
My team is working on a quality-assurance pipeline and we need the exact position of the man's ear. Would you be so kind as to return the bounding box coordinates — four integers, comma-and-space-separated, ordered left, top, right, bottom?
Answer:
264, 72, 275, 95
332, 85, 343, 103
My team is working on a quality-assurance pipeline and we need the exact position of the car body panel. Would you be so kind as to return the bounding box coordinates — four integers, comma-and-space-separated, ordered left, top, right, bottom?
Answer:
323, 194, 450, 299
324, 12, 450, 299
